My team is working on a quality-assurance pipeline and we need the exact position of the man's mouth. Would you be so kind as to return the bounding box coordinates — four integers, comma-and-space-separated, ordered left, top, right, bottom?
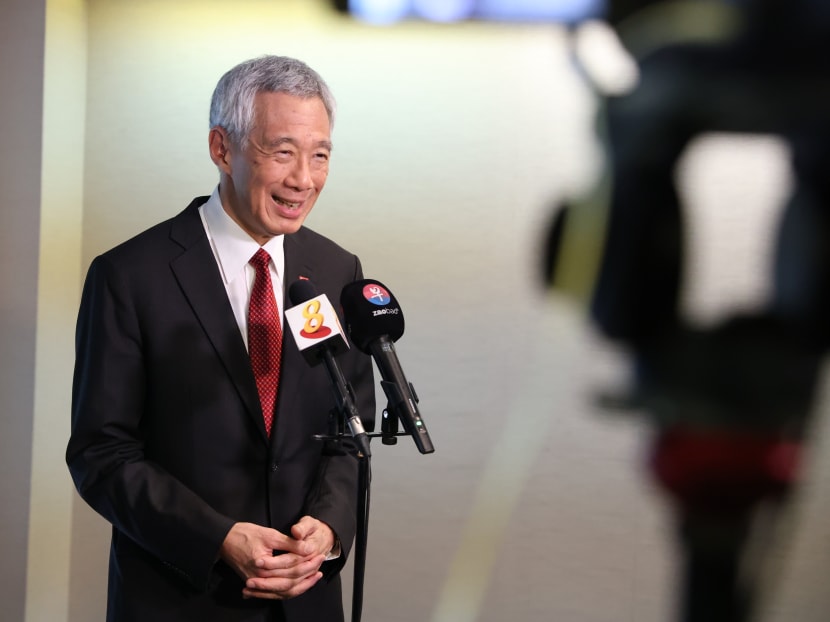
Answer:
273, 195, 301, 209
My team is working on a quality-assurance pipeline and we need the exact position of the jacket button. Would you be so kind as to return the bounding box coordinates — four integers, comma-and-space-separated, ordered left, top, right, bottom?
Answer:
271, 463, 278, 472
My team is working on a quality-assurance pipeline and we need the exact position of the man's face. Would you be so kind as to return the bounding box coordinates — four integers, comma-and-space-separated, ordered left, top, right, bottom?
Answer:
213, 91, 332, 243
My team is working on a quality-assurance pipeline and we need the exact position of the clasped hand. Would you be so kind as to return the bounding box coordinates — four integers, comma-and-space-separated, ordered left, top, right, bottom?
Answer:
220, 516, 335, 600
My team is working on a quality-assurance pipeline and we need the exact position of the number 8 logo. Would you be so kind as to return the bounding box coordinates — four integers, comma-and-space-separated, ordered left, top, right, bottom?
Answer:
302, 300, 325, 334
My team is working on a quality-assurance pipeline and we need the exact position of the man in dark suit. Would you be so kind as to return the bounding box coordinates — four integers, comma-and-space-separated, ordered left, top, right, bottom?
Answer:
66, 55, 375, 621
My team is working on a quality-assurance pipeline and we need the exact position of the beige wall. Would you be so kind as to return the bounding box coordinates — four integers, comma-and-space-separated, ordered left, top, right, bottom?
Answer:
4, 1, 830, 621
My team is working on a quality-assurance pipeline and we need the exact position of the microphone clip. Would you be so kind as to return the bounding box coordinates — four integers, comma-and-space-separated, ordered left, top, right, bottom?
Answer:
380, 407, 399, 446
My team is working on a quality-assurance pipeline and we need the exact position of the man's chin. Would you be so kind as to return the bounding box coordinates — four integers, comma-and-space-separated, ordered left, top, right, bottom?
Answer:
272, 219, 305, 236
263, 210, 309, 236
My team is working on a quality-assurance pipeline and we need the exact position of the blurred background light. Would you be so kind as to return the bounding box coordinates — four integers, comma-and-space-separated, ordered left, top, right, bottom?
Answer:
475, 0, 605, 22
349, 0, 411, 25
412, 0, 477, 23
345, 0, 607, 24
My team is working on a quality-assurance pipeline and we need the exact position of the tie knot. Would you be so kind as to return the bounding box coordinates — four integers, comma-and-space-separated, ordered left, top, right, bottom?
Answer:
250, 248, 271, 272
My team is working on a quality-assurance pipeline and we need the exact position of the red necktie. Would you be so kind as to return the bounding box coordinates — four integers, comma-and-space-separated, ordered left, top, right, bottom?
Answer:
248, 248, 282, 436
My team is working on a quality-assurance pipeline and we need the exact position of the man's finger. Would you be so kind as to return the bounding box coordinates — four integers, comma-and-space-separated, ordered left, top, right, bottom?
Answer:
290, 515, 318, 541
243, 571, 323, 600
254, 554, 324, 578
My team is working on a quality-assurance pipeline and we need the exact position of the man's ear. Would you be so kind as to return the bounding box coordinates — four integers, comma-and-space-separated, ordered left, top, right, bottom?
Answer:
208, 127, 232, 173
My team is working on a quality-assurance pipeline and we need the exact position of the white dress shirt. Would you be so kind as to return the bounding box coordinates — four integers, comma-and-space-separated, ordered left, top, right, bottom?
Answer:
198, 186, 285, 350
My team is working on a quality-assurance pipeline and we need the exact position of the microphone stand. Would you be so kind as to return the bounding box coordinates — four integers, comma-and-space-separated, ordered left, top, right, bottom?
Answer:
314, 393, 419, 622
293, 283, 433, 621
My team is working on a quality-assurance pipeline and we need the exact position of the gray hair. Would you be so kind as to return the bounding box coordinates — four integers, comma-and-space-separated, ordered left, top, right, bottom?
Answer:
209, 55, 336, 147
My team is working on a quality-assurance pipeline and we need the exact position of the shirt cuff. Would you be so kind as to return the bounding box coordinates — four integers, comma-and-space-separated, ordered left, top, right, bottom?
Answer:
325, 538, 341, 561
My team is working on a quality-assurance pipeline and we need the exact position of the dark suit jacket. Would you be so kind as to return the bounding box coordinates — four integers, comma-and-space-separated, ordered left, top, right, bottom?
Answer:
66, 197, 375, 622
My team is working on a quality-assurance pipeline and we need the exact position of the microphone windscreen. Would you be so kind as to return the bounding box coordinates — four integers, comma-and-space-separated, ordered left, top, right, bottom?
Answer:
340, 279, 405, 354
288, 279, 318, 306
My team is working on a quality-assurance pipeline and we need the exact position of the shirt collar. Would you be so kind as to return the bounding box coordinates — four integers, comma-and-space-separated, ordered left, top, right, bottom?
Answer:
201, 186, 285, 285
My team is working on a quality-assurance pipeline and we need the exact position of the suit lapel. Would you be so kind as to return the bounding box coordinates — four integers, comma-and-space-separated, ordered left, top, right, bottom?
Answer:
167, 200, 268, 442
272, 232, 316, 452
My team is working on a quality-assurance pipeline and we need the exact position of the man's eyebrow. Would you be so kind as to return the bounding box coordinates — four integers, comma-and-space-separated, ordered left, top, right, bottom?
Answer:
263, 136, 333, 151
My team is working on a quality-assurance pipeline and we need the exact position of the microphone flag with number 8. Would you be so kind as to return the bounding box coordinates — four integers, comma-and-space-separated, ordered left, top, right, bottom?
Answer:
285, 280, 349, 366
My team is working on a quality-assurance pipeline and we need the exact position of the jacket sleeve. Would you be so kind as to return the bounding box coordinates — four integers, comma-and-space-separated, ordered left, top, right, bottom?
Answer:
66, 254, 235, 591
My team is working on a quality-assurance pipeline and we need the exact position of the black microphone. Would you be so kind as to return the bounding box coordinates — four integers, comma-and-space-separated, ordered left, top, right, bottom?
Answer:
340, 279, 434, 455
286, 279, 371, 457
